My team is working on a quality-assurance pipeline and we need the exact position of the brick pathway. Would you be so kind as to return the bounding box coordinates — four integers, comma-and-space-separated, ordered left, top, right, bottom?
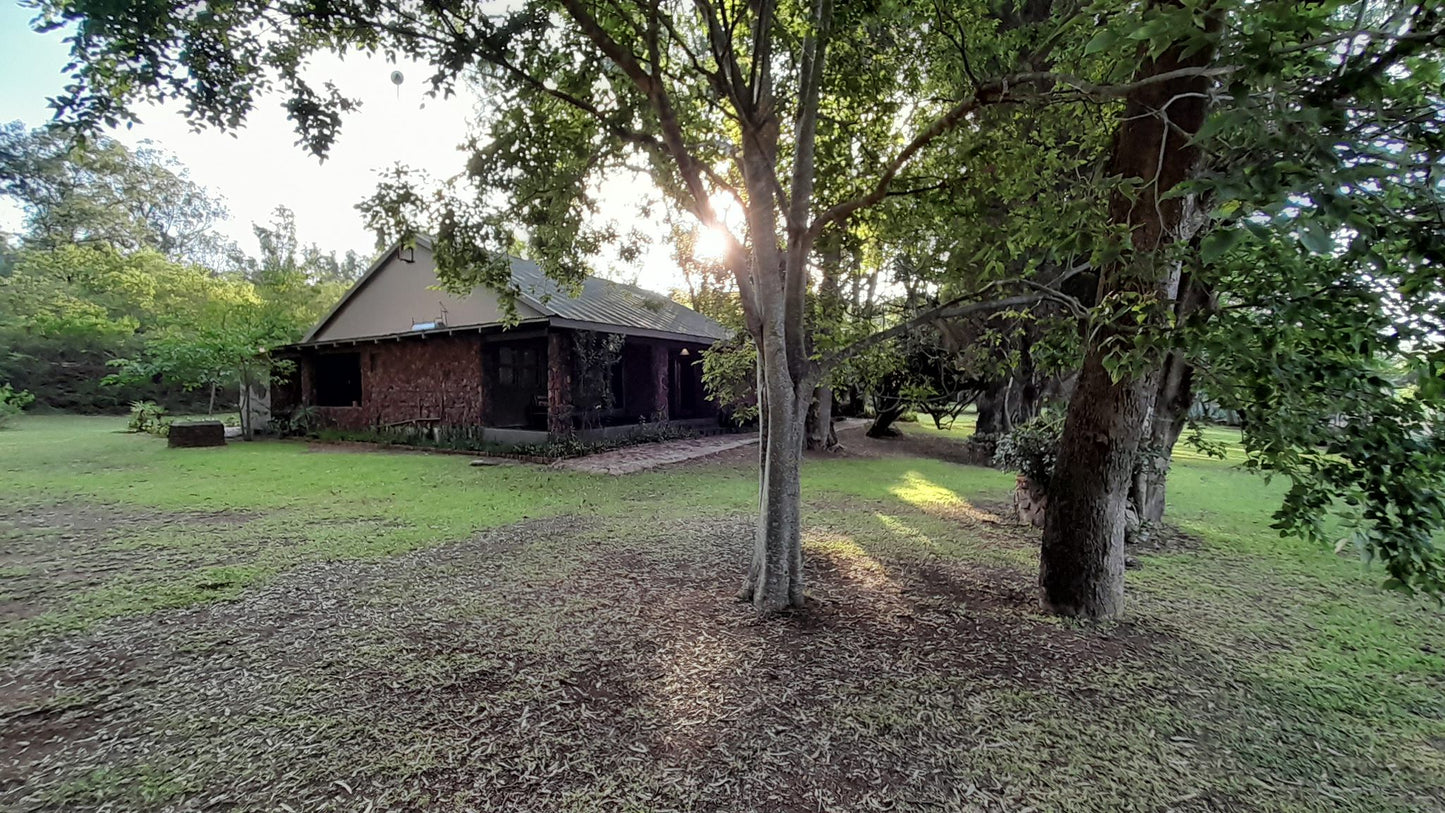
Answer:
553, 433, 759, 475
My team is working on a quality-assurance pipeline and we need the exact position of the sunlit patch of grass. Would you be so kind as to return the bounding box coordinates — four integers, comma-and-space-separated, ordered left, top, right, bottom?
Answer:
889, 470, 1008, 523
889, 470, 964, 510
805, 456, 1012, 505
805, 531, 889, 574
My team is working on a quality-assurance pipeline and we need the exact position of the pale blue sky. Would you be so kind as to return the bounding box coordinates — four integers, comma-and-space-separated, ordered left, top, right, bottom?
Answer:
0, 2, 477, 261
0, 2, 688, 290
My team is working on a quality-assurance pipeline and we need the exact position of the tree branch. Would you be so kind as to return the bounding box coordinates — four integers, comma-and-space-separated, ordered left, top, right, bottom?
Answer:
808, 65, 1237, 241
808, 91, 988, 241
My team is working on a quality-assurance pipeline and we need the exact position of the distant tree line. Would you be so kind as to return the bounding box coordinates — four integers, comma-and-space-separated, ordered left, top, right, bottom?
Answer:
0, 123, 362, 413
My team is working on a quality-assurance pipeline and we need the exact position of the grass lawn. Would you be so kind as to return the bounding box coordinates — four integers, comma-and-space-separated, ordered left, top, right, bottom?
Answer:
1, 415, 1442, 811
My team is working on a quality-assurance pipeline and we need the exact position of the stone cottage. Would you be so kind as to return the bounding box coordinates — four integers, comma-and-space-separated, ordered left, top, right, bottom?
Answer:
273, 239, 730, 444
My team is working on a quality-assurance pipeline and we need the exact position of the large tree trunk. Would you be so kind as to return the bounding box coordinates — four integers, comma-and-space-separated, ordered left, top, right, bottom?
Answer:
806, 385, 838, 450
1041, 346, 1162, 617
1131, 274, 1211, 524
1039, 0, 1218, 619
867, 396, 908, 438
740, 325, 809, 612
1132, 346, 1195, 524
974, 379, 1011, 435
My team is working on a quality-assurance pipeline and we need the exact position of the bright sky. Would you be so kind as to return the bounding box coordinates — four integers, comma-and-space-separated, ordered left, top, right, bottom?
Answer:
0, 1, 688, 292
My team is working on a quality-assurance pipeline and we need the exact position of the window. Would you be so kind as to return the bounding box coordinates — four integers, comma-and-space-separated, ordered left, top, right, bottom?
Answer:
496, 345, 543, 389
314, 353, 362, 407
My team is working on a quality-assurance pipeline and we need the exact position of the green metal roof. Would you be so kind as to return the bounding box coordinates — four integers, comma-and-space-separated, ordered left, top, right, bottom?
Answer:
509, 258, 731, 341
298, 240, 731, 346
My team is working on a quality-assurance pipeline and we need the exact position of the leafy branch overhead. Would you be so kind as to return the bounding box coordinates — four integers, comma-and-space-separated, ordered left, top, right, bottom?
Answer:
33, 0, 1445, 607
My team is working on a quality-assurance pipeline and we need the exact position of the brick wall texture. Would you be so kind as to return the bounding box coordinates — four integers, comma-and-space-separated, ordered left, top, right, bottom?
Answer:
311, 335, 484, 430
546, 332, 573, 435
297, 330, 715, 434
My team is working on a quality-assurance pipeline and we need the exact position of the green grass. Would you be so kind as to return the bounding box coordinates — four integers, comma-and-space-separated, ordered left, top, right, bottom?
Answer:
2, 414, 1442, 811
0, 415, 762, 650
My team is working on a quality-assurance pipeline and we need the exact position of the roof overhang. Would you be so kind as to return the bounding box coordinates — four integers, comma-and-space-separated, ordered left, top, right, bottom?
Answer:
546, 317, 725, 344
284, 317, 551, 351
281, 316, 724, 352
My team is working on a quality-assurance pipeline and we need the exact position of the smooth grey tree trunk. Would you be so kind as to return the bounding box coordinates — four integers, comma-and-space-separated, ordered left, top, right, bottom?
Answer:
238, 377, 252, 440
741, 323, 809, 613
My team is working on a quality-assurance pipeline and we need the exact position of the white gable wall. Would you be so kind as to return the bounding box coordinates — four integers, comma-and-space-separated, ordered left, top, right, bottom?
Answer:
311, 246, 544, 343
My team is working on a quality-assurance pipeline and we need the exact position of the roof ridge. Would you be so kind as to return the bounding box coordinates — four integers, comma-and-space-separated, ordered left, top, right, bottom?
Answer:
302, 238, 729, 345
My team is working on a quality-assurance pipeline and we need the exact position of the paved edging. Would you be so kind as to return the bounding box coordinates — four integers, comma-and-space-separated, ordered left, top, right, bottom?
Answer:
552, 434, 759, 475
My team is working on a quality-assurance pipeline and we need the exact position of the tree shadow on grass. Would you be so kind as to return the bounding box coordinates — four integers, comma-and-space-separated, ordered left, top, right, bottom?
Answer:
1, 508, 1441, 812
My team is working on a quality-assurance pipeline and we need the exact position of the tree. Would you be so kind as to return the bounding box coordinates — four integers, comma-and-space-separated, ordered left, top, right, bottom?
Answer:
0, 245, 216, 410
109, 292, 298, 437
1038, 0, 1223, 618
1041, 0, 1445, 614
668, 222, 742, 329
42, 0, 1122, 614
1201, 234, 1445, 595
0, 122, 230, 265
0, 239, 333, 414
239, 206, 355, 329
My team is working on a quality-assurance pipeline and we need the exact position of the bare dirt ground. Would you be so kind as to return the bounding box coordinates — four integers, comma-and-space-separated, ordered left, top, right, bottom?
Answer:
0, 504, 254, 628
2, 421, 1441, 812
1, 507, 1173, 812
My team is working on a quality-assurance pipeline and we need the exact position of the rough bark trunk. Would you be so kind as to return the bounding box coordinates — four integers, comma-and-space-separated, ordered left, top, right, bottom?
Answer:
974, 380, 1010, 436
1038, 0, 1219, 619
1133, 350, 1195, 524
1131, 272, 1211, 524
867, 401, 907, 438
1040, 346, 1158, 617
207, 382, 217, 416
806, 385, 838, 450
836, 384, 866, 417
1014, 331, 1041, 424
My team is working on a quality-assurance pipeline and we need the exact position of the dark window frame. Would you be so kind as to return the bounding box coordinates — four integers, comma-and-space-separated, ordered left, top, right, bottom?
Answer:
314, 352, 363, 407
495, 344, 544, 390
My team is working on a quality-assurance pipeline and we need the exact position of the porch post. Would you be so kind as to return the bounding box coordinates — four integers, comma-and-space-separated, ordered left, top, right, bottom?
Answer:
299, 357, 314, 406
477, 337, 490, 426
651, 344, 670, 422
547, 332, 574, 435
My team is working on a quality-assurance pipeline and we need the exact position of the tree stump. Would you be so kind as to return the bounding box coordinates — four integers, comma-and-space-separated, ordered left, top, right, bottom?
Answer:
168, 421, 226, 448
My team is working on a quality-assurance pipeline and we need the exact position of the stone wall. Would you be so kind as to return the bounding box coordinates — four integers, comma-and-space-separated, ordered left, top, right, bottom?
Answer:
546, 332, 573, 435
309, 335, 484, 430
651, 343, 670, 421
